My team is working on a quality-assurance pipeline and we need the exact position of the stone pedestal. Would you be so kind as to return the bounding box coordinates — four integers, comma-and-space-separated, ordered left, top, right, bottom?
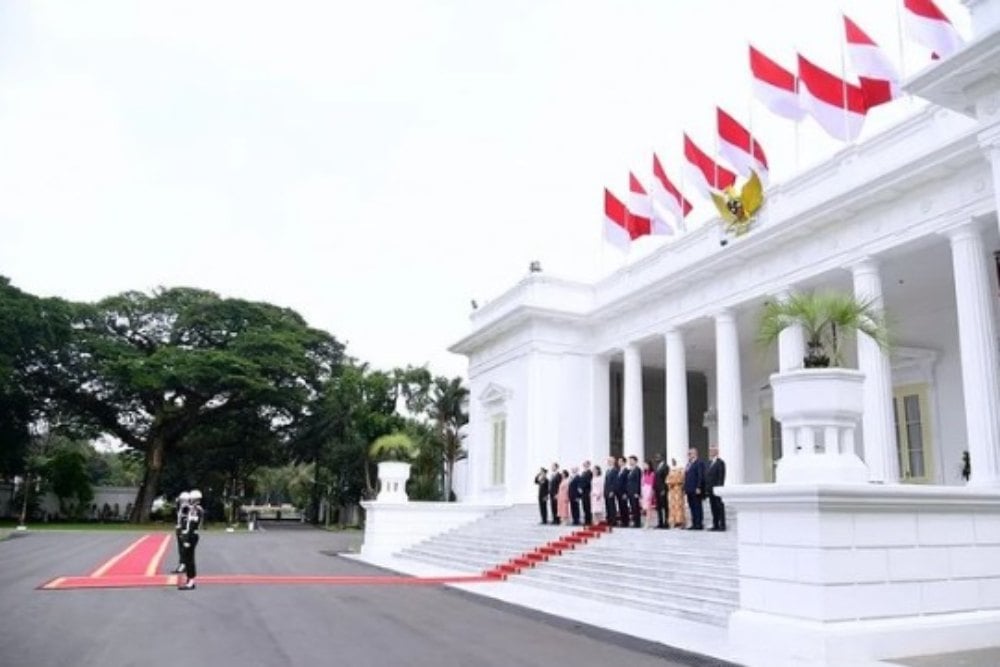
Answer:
376, 461, 412, 502
720, 484, 1000, 664
772, 368, 869, 484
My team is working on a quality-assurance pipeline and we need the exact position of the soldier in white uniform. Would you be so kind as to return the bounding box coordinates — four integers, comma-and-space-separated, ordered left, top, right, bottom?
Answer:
172, 491, 190, 574
177, 489, 203, 590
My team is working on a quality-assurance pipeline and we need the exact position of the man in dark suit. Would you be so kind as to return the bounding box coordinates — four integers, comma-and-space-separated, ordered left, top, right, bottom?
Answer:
579, 460, 593, 526
548, 463, 561, 525
626, 455, 642, 528
534, 467, 550, 524
615, 456, 630, 527
706, 445, 727, 531
568, 467, 582, 525
684, 447, 706, 530
653, 453, 669, 529
603, 456, 619, 529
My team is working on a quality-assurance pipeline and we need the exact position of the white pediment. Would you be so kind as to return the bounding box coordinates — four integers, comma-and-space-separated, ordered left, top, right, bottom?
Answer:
478, 382, 512, 405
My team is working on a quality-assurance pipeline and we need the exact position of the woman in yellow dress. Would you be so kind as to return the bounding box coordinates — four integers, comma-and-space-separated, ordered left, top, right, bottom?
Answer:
666, 458, 687, 528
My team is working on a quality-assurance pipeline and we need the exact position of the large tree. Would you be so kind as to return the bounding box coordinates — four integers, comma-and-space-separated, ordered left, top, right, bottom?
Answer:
295, 364, 403, 516
0, 277, 75, 478
44, 287, 344, 521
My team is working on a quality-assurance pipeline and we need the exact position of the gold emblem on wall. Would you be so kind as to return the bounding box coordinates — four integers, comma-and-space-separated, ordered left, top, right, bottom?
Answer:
711, 170, 764, 237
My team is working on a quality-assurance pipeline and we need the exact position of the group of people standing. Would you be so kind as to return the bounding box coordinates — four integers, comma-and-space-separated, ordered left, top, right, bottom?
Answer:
534, 446, 727, 532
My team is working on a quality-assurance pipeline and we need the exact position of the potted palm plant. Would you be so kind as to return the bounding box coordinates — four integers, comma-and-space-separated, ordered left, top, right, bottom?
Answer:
758, 291, 890, 483
369, 432, 419, 502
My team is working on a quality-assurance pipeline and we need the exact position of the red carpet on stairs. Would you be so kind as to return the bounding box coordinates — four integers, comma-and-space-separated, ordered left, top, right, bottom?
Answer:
482, 522, 609, 580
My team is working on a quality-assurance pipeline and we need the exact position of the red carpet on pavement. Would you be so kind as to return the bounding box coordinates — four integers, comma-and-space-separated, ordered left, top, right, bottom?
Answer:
89, 534, 172, 578
40, 526, 607, 591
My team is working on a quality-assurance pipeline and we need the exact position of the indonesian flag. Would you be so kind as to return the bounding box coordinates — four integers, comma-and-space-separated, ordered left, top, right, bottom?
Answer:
844, 15, 899, 108
903, 0, 964, 60
797, 54, 868, 142
604, 188, 649, 251
651, 153, 692, 234
717, 107, 769, 184
683, 134, 736, 197
604, 189, 631, 251
750, 45, 805, 121
627, 173, 654, 235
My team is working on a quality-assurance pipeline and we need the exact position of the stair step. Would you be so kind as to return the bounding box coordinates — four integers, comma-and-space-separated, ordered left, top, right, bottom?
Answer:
520, 567, 737, 606
514, 574, 733, 627
539, 558, 738, 590
393, 503, 739, 628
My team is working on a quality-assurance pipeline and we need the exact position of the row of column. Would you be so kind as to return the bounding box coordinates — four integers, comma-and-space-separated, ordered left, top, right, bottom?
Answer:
619, 309, 748, 484
608, 223, 1000, 488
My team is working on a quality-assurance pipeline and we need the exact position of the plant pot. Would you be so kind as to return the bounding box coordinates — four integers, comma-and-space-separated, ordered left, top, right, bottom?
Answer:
375, 461, 412, 502
771, 368, 869, 484
803, 341, 830, 368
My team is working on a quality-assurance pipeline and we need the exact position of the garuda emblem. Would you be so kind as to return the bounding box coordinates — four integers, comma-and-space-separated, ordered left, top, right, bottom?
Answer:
710, 170, 764, 237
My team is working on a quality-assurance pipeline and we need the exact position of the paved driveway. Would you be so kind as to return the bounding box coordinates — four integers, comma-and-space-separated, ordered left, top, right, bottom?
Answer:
0, 526, 735, 667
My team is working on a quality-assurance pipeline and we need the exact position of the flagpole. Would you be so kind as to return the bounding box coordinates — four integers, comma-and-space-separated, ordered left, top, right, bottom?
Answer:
894, 0, 913, 109
840, 33, 851, 145
791, 40, 802, 172
679, 139, 688, 233
895, 0, 908, 81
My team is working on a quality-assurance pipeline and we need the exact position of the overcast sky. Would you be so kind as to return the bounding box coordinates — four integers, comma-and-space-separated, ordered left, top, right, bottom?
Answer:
0, 1, 970, 379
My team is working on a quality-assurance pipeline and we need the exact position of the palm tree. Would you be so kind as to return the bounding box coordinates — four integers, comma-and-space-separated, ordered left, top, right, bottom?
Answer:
758, 290, 889, 368
428, 377, 469, 501
369, 432, 419, 462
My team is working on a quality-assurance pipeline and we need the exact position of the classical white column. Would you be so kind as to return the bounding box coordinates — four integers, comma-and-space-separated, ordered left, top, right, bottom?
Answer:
852, 259, 900, 484
623, 343, 645, 459
775, 289, 806, 372
948, 222, 1000, 487
591, 354, 611, 463
665, 329, 689, 466
704, 368, 718, 446
715, 310, 744, 483
775, 289, 805, 462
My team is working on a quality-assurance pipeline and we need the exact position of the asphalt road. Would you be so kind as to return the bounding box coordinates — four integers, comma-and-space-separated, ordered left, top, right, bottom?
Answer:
0, 526, 735, 667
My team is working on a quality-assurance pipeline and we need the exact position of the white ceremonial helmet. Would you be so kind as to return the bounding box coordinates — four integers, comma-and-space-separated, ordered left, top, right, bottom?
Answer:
177, 491, 191, 503
189, 489, 203, 502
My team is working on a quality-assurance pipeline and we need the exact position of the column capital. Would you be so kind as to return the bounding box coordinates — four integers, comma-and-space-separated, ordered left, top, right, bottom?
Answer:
624, 341, 642, 355
848, 256, 881, 276
942, 218, 986, 244
664, 327, 684, 339
772, 286, 795, 300
713, 308, 736, 323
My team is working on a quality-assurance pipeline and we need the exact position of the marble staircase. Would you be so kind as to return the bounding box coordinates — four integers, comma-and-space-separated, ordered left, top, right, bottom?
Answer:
396, 503, 739, 627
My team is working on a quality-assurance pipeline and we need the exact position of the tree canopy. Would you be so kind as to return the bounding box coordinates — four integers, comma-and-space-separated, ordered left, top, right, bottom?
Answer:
0, 276, 469, 523
36, 286, 345, 520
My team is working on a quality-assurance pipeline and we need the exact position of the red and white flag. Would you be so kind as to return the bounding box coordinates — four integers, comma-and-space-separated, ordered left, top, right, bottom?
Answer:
717, 107, 769, 183
651, 153, 692, 234
604, 189, 631, 251
627, 172, 654, 234
797, 54, 868, 142
604, 188, 649, 251
750, 45, 805, 122
683, 134, 736, 197
903, 0, 964, 60
844, 15, 899, 108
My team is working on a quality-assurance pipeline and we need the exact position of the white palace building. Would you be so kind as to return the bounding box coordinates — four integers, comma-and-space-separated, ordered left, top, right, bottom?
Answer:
361, 2, 1000, 664
454, 61, 1000, 504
